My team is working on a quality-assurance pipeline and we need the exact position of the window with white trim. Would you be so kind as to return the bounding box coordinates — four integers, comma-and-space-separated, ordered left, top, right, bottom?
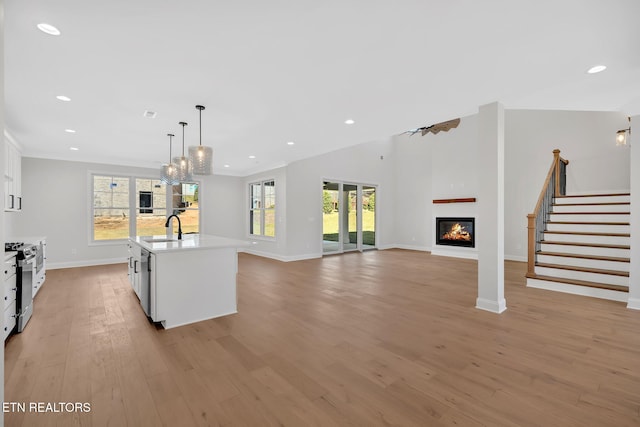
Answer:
91, 174, 200, 242
249, 180, 275, 237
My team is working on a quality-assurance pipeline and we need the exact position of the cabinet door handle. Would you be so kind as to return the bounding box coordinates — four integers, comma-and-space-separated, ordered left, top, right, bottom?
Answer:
134, 260, 139, 274
18, 197, 22, 210
9, 195, 14, 209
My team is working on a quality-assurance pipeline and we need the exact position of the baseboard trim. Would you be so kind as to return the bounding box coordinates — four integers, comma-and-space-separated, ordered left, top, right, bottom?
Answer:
505, 254, 527, 262
47, 257, 127, 270
627, 297, 640, 310
475, 297, 507, 313
527, 278, 628, 303
389, 244, 432, 252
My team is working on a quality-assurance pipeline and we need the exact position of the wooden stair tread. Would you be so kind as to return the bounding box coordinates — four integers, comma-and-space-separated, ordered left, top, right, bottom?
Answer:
536, 262, 629, 277
543, 230, 630, 237
549, 211, 630, 215
540, 240, 630, 250
556, 193, 630, 198
528, 274, 629, 293
552, 202, 629, 206
546, 221, 630, 225
537, 251, 630, 263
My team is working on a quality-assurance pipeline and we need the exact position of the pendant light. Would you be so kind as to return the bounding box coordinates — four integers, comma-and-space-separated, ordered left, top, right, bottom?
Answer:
160, 133, 179, 185
173, 121, 193, 182
188, 104, 214, 175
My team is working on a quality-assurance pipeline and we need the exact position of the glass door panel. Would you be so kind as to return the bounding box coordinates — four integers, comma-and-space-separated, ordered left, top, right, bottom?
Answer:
343, 184, 358, 251
362, 186, 376, 250
322, 182, 340, 253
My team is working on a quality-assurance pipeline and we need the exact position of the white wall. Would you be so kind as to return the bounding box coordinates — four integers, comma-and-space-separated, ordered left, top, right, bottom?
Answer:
243, 167, 288, 259
393, 114, 479, 254
285, 137, 396, 259
504, 110, 630, 260
199, 173, 245, 239
12, 157, 244, 268
1, 0, 5, 420
392, 109, 629, 261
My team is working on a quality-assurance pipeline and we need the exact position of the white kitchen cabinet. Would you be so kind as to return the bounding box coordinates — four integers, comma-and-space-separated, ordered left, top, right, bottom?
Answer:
3, 254, 18, 340
4, 139, 22, 212
127, 242, 141, 295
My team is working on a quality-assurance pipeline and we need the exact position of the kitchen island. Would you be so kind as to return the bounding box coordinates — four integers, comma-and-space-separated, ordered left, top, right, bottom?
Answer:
128, 234, 249, 329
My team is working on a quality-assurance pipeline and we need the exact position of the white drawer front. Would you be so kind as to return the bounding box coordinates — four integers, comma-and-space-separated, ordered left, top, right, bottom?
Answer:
4, 300, 17, 340
3, 258, 17, 281
4, 274, 17, 310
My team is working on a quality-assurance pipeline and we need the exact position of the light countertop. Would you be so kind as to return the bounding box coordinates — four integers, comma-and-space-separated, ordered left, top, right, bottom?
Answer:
131, 234, 251, 253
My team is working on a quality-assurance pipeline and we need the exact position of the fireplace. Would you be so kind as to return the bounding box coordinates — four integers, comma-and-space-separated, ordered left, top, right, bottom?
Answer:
436, 217, 475, 248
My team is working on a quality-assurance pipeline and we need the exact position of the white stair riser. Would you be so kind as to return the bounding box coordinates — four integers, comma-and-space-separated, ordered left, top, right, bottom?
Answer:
552, 204, 630, 213
554, 195, 630, 205
540, 243, 630, 258
537, 255, 629, 272
543, 232, 629, 245
546, 223, 629, 233
534, 266, 629, 286
526, 278, 628, 303
548, 213, 630, 222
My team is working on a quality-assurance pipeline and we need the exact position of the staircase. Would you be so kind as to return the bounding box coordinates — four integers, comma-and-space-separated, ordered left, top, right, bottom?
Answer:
526, 193, 631, 302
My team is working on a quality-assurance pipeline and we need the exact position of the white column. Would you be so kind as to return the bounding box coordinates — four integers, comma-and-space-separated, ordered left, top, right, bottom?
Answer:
627, 114, 640, 309
476, 102, 506, 313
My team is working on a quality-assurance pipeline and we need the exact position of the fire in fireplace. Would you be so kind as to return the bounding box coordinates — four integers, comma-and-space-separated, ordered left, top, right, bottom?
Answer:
436, 217, 475, 248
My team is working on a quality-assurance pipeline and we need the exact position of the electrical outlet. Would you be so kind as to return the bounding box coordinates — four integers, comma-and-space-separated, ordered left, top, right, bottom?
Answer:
71, 248, 77, 255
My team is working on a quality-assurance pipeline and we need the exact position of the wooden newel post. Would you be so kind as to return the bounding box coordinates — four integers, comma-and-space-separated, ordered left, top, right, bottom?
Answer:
526, 214, 536, 277
553, 149, 561, 197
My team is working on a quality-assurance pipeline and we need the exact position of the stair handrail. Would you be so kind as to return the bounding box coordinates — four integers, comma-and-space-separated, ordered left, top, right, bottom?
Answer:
526, 149, 569, 277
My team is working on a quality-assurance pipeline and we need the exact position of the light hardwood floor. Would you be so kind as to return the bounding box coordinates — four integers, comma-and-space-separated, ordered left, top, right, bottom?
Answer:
5, 250, 640, 426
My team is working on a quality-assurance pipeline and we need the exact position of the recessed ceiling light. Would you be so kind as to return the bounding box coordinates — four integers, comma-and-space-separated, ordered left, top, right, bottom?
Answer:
248, 155, 256, 159
65, 129, 76, 133
224, 164, 230, 168
587, 65, 607, 74
37, 23, 60, 36
143, 110, 157, 119
344, 119, 355, 125
56, 95, 71, 102
69, 147, 79, 151
287, 141, 295, 145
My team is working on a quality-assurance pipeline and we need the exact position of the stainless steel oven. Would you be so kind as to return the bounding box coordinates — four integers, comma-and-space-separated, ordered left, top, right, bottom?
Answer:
33, 240, 46, 294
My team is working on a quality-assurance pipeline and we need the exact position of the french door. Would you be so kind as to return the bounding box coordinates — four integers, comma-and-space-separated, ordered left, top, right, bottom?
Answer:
322, 181, 376, 254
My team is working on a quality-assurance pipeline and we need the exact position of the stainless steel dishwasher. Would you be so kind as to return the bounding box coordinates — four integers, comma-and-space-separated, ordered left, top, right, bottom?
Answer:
139, 248, 151, 316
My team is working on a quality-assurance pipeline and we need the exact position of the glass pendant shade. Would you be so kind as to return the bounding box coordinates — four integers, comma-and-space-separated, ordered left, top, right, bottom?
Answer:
160, 133, 180, 185
160, 163, 179, 185
188, 105, 214, 175
175, 121, 193, 182
189, 145, 213, 175
172, 155, 193, 182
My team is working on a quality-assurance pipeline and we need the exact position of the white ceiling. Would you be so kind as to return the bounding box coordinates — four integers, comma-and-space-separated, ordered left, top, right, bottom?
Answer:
5, 1, 640, 176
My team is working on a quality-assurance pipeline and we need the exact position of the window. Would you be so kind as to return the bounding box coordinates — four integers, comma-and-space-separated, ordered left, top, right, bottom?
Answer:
93, 175, 131, 241
135, 178, 168, 237
249, 180, 275, 237
171, 183, 199, 235
91, 174, 200, 242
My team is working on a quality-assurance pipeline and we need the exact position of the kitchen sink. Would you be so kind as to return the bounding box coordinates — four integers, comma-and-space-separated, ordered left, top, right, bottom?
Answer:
143, 238, 178, 243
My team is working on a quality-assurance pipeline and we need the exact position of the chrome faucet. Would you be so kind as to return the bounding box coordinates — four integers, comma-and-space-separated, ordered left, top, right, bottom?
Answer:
165, 214, 183, 240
